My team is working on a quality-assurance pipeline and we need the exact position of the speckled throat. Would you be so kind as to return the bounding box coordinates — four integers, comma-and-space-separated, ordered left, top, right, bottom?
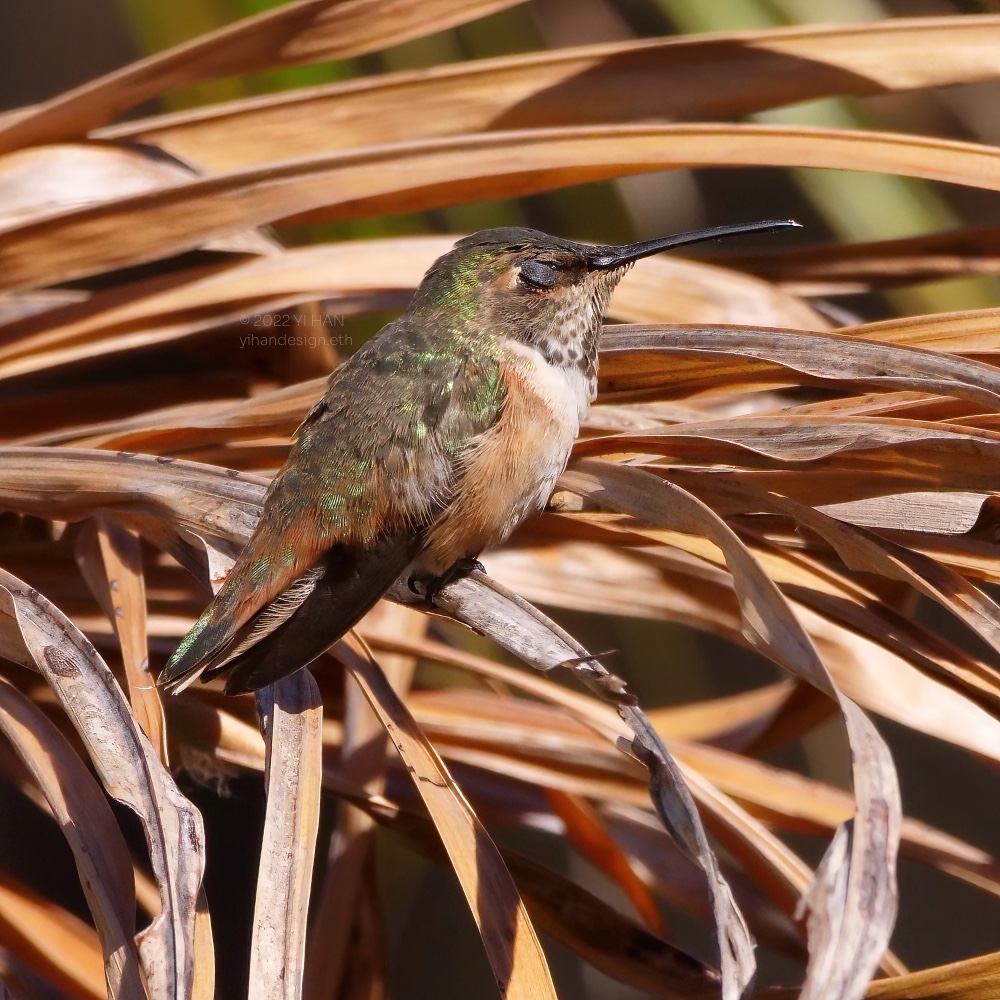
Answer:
529, 268, 620, 383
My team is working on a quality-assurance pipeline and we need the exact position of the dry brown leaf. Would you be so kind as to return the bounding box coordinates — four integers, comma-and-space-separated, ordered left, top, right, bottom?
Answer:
334, 632, 558, 1000
865, 949, 1000, 1000
646, 681, 797, 749
405, 570, 756, 1000
684, 476, 1000, 709
575, 415, 1000, 498
0, 568, 206, 1000
412, 688, 902, 972
305, 602, 424, 1000
0, 0, 526, 154
489, 537, 1000, 764
724, 226, 1000, 290
560, 459, 901, 1000
0, 143, 276, 260
6, 123, 1000, 292
0, 447, 266, 551
671, 739, 1000, 901
249, 671, 323, 1000
0, 869, 106, 1000
103, 16, 1000, 171
539, 502, 1000, 721
0, 677, 145, 1000
597, 325, 1000, 408
75, 518, 169, 763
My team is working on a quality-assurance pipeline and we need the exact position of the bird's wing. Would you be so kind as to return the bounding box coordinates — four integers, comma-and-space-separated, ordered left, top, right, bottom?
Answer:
159, 324, 506, 692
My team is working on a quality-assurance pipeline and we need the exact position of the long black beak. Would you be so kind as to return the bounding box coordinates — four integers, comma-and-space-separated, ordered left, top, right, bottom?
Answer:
590, 219, 801, 269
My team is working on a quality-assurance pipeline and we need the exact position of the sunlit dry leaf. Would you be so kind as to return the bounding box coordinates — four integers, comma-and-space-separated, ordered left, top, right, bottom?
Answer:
0, 447, 265, 551
725, 225, 1000, 291
495, 536, 1000, 763
103, 16, 1000, 170
841, 307, 1000, 354
0, 677, 145, 1000
404, 570, 756, 1000
671, 739, 1000, 901
75, 517, 169, 762
684, 476, 1000, 710
6, 123, 1000, 292
560, 460, 901, 1000
536, 502, 1000, 722
646, 681, 797, 749
0, 569, 205, 1000
0, 0, 526, 154
0, 869, 106, 1000
0, 144, 198, 231
865, 948, 1000, 1000
305, 602, 424, 1000
813, 492, 987, 536
413, 686, 901, 973
249, 670, 322, 1000
334, 632, 558, 1000
598, 325, 1000, 408
575, 416, 1000, 499
0, 143, 274, 260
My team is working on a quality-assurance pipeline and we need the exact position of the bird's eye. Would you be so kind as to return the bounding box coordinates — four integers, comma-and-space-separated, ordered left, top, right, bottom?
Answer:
518, 260, 560, 291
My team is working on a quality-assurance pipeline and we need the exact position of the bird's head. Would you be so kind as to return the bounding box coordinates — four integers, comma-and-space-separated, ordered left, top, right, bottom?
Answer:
407, 220, 800, 368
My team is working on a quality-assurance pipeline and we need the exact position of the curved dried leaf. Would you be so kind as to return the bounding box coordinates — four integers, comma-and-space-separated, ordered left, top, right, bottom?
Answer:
6, 123, 1000, 292
415, 688, 902, 972
577, 416, 1000, 497
842, 307, 1000, 354
0, 145, 195, 231
0, 869, 106, 1000
0, 569, 205, 1000
75, 518, 168, 762
400, 570, 756, 1000
100, 15, 1000, 170
0, 0, 525, 154
725, 226, 1000, 290
560, 459, 901, 1000
598, 325, 1000, 408
249, 671, 323, 1000
672, 740, 1000, 901
865, 949, 1000, 1000
0, 447, 265, 549
334, 633, 558, 1000
686, 476, 1000, 710
0, 678, 145, 1000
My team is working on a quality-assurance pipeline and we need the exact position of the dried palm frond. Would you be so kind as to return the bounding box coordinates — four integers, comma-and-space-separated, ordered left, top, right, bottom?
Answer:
0, 2, 999, 999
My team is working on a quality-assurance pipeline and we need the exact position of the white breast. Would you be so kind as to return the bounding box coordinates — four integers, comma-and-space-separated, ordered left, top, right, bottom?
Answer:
502, 339, 597, 430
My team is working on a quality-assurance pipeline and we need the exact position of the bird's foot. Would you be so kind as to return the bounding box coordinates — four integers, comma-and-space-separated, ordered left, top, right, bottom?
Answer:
410, 557, 486, 607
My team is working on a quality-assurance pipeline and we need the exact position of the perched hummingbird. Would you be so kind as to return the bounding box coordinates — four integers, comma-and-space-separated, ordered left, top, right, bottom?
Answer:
159, 219, 798, 695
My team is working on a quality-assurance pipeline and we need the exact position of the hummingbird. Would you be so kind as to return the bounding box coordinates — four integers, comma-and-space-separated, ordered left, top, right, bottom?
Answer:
159, 219, 798, 695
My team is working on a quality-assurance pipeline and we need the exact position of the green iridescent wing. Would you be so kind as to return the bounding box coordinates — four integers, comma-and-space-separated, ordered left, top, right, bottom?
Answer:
159, 319, 505, 693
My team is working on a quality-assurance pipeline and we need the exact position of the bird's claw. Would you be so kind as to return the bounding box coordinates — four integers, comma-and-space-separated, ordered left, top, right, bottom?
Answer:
412, 557, 486, 607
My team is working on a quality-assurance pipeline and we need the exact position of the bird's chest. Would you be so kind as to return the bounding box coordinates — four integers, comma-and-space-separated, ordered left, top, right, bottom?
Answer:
417, 343, 594, 575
